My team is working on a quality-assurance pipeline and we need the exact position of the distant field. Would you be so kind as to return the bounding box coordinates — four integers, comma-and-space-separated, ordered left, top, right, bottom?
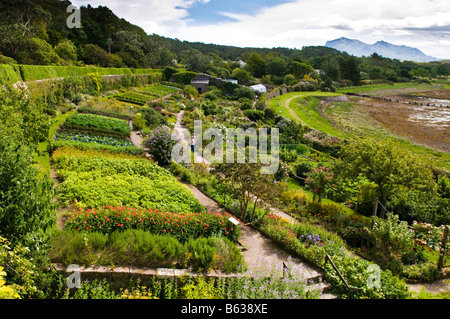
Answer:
267, 88, 450, 172
268, 91, 343, 135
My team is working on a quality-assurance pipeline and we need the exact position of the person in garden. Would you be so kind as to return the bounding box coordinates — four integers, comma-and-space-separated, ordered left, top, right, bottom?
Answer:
191, 134, 196, 153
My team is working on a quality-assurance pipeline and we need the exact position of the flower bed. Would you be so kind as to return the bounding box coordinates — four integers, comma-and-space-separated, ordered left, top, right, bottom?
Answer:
258, 212, 411, 299
65, 206, 241, 243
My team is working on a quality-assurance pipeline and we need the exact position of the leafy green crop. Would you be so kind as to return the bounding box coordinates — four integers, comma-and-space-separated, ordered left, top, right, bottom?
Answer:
53, 147, 204, 214
62, 114, 131, 138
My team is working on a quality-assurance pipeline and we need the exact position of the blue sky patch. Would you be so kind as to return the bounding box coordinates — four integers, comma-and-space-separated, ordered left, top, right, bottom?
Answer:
185, 0, 295, 25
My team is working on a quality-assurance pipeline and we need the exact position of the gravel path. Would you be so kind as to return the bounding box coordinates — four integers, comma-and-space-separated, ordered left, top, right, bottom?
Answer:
182, 182, 323, 282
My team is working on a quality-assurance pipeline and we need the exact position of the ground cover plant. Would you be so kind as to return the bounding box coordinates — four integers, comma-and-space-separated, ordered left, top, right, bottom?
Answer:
50, 229, 245, 273
111, 92, 149, 106
58, 259, 321, 299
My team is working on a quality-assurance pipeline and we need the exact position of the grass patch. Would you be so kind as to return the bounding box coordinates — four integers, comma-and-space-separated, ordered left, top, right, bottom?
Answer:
268, 91, 344, 135
34, 109, 77, 172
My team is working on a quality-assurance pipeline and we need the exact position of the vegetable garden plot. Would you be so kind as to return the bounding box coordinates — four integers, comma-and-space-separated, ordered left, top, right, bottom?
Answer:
53, 147, 204, 214
61, 114, 131, 139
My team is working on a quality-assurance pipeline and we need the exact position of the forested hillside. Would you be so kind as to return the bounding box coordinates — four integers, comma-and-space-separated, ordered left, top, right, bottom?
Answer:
1, 0, 449, 88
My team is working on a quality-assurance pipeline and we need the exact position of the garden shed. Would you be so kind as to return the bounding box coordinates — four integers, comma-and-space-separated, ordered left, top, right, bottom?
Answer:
190, 74, 210, 94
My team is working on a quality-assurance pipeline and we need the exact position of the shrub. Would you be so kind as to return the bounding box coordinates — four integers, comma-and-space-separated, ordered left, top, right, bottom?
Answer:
371, 213, 415, 256
339, 226, 375, 249
243, 109, 265, 122
145, 125, 177, 166
324, 253, 411, 299
293, 161, 316, 184
400, 262, 441, 283
173, 71, 197, 85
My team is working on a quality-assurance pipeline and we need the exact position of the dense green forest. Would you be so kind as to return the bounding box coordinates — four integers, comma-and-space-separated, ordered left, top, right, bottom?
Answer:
1, 0, 449, 87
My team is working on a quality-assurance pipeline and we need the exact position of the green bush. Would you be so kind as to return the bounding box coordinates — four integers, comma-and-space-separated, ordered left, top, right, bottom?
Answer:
243, 109, 265, 122
339, 226, 375, 249
400, 262, 441, 283
371, 213, 415, 256
145, 125, 177, 166
173, 71, 197, 85
324, 253, 411, 299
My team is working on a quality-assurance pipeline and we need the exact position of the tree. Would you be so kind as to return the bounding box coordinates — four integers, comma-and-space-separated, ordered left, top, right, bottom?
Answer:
286, 61, 315, 79
320, 56, 341, 82
246, 52, 266, 78
214, 160, 277, 221
265, 56, 287, 77
340, 56, 361, 85
183, 49, 211, 72
335, 137, 437, 216
305, 167, 334, 202
16, 37, 60, 65
234, 86, 255, 101
284, 74, 297, 86
54, 39, 77, 62
0, 0, 51, 59
231, 68, 253, 85
371, 213, 415, 256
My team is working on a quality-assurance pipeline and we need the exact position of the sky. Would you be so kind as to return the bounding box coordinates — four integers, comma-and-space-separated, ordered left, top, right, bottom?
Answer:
70, 0, 450, 59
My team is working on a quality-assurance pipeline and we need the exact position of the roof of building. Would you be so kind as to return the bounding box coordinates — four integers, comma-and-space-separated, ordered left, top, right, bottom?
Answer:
191, 79, 210, 84
250, 84, 267, 92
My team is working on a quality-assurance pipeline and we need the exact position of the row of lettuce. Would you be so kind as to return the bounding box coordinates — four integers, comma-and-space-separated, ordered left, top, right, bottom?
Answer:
0, 64, 161, 85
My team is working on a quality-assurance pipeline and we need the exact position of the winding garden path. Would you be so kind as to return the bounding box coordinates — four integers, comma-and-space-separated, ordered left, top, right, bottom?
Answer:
129, 111, 336, 298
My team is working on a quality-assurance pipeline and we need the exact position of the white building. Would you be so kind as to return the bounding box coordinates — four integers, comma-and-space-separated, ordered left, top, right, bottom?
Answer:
250, 84, 267, 94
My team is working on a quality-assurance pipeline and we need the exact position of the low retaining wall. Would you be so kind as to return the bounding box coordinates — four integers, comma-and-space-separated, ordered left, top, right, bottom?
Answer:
55, 264, 238, 290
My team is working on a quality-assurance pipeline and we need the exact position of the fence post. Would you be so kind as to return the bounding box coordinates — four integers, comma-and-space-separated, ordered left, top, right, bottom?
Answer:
438, 225, 449, 271
373, 197, 379, 217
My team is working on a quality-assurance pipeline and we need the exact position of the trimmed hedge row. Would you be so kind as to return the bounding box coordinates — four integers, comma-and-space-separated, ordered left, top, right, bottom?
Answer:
0, 64, 22, 85
0, 64, 162, 83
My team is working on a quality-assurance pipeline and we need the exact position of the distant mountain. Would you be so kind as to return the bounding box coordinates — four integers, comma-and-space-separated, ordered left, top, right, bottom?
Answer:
325, 37, 438, 62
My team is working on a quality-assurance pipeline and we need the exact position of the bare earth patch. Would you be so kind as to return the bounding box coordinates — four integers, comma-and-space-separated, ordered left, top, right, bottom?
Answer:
357, 97, 450, 153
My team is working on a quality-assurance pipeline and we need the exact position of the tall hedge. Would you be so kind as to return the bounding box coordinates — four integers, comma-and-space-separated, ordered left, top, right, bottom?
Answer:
19, 65, 146, 82
0, 64, 22, 85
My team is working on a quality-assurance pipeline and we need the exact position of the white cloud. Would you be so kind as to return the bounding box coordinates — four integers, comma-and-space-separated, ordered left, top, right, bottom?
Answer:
70, 0, 450, 59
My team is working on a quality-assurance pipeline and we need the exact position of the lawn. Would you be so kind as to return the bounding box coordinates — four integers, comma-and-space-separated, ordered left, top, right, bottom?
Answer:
34, 109, 77, 172
268, 91, 346, 138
